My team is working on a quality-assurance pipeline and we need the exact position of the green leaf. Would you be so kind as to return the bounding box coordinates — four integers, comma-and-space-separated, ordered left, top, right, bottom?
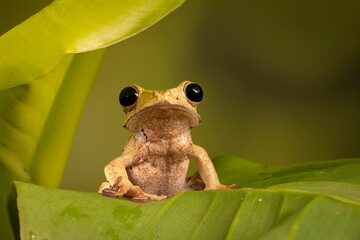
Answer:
0, 50, 105, 187
9, 157, 360, 239
0, 50, 106, 240
0, 1, 185, 238
0, 0, 185, 90
213, 155, 360, 187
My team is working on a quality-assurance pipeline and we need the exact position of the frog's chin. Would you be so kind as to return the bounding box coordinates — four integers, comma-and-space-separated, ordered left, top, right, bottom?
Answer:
124, 103, 201, 131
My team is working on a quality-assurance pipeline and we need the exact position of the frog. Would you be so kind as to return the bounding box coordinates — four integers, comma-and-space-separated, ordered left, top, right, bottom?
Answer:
98, 81, 232, 201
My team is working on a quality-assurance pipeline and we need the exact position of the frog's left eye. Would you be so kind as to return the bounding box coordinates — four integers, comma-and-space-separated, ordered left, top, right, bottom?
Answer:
119, 86, 138, 107
184, 82, 203, 105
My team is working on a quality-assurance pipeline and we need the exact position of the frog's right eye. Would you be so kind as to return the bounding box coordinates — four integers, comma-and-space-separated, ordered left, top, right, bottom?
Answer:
119, 86, 138, 107
184, 82, 203, 105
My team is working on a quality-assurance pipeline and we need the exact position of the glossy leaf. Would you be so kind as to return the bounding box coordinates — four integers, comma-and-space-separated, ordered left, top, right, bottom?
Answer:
213, 155, 360, 187
9, 157, 360, 239
0, 1, 185, 238
0, 0, 185, 90
0, 50, 104, 185
0, 50, 106, 240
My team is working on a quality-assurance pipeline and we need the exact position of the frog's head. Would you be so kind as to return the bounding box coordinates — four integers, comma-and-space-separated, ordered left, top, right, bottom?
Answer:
119, 81, 203, 133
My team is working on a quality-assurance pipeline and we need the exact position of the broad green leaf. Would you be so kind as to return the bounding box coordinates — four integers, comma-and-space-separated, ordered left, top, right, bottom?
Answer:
214, 155, 360, 187
0, 51, 105, 186
0, 0, 185, 90
0, 1, 185, 239
9, 157, 360, 239
0, 50, 106, 240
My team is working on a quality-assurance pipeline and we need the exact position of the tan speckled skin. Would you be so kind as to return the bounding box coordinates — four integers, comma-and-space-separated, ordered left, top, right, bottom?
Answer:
99, 81, 229, 201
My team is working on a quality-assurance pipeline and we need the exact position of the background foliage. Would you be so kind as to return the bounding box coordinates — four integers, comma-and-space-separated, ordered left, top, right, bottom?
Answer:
62, 0, 360, 191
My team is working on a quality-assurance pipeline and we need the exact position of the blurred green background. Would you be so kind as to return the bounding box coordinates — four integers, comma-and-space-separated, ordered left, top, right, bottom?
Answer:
2, 0, 360, 192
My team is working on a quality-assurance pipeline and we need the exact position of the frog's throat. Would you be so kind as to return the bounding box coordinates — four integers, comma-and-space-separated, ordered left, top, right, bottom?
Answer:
124, 103, 201, 130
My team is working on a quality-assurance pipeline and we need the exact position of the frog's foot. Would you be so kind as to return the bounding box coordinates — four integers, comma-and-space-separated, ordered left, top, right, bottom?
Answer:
124, 186, 167, 202
206, 184, 237, 190
99, 177, 167, 201
98, 182, 112, 194
99, 176, 129, 197
186, 176, 237, 191
132, 192, 167, 202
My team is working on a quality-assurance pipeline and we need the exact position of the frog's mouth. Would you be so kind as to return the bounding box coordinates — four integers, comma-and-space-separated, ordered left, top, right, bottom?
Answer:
124, 102, 201, 131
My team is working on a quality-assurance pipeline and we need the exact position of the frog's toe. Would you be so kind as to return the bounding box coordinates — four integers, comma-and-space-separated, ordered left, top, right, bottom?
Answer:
215, 184, 237, 190
102, 188, 123, 198
143, 192, 167, 201
124, 185, 145, 198
205, 184, 236, 190
98, 182, 111, 193
228, 184, 237, 189
99, 178, 132, 198
125, 186, 167, 201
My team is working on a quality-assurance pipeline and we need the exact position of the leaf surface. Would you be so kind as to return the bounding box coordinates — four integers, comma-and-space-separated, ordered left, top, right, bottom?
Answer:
0, 0, 185, 90
9, 157, 360, 239
0, 50, 106, 240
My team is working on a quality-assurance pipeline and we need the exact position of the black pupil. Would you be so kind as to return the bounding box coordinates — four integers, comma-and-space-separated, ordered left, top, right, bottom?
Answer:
185, 83, 203, 102
119, 87, 138, 107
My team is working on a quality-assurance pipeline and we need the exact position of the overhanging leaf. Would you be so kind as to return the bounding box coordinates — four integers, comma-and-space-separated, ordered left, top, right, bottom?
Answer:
9, 157, 360, 239
0, 1, 185, 238
0, 50, 106, 240
0, 0, 185, 90
0, 50, 105, 185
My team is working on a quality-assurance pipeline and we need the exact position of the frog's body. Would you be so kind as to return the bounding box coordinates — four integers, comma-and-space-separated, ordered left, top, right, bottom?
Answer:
126, 113, 193, 197
99, 81, 229, 201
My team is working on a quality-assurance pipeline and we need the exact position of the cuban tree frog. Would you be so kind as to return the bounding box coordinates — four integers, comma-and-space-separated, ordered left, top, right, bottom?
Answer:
99, 81, 230, 201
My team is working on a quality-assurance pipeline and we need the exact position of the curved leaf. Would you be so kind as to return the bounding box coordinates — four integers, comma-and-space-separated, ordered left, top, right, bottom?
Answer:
0, 50, 106, 240
214, 155, 360, 187
0, 51, 104, 185
0, 0, 185, 90
9, 157, 360, 239
0, 2, 185, 239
